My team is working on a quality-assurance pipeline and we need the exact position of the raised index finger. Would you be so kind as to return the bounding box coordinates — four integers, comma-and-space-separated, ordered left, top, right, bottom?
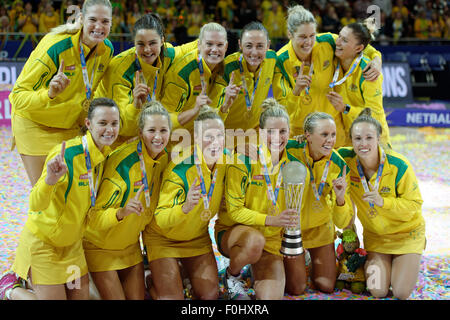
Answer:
59, 59, 65, 73
60, 141, 66, 159
342, 165, 347, 177
134, 184, 145, 200
229, 71, 235, 85
135, 70, 140, 85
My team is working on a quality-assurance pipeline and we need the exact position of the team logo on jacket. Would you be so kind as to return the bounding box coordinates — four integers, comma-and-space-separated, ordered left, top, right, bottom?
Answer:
98, 63, 105, 72
323, 60, 330, 70
264, 77, 270, 86
380, 186, 391, 194
79, 173, 88, 180
350, 84, 358, 92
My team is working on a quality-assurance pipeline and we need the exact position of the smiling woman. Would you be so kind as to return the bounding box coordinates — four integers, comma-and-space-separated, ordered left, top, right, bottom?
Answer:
94, 13, 197, 148
9, 0, 114, 187
160, 22, 229, 135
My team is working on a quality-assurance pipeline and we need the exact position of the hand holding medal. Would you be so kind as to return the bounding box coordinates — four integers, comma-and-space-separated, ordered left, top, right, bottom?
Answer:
326, 91, 346, 113
48, 59, 71, 99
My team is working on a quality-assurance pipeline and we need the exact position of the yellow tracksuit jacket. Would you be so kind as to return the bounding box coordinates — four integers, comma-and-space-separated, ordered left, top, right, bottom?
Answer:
160, 49, 228, 132
219, 50, 288, 130
151, 145, 232, 243
275, 33, 381, 147
10, 29, 114, 129
298, 142, 353, 231
95, 41, 198, 138
84, 138, 168, 250
332, 55, 391, 147
216, 140, 312, 256
25, 131, 110, 247
338, 146, 425, 254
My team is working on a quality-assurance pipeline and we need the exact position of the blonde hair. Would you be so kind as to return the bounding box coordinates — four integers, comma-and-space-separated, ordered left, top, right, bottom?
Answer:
195, 105, 222, 123
50, 0, 112, 35
259, 98, 290, 129
138, 101, 172, 132
287, 5, 316, 35
303, 112, 334, 134
198, 22, 227, 43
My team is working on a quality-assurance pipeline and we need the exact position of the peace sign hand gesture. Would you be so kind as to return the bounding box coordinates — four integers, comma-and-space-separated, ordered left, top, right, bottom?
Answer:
133, 70, 150, 109
45, 141, 68, 185
48, 59, 71, 99
116, 184, 145, 221
362, 182, 384, 207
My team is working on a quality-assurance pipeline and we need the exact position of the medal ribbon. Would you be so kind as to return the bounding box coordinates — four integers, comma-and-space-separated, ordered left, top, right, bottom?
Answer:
137, 140, 151, 207
329, 53, 363, 89
197, 54, 207, 93
135, 53, 158, 101
258, 146, 285, 207
79, 40, 97, 100
193, 146, 218, 210
303, 149, 331, 201
239, 55, 261, 111
356, 147, 386, 208
82, 135, 100, 207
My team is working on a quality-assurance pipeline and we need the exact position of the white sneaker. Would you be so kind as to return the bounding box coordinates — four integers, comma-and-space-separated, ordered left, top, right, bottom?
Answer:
223, 270, 251, 300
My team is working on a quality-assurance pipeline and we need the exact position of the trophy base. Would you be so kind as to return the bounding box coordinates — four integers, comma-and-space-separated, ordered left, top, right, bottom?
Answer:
280, 229, 304, 256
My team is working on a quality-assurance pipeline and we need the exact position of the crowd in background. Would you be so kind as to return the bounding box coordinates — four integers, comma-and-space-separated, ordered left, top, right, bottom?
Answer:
1, 0, 450, 45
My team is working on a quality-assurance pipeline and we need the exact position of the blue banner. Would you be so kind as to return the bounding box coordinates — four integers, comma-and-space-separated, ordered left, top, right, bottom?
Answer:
386, 107, 450, 127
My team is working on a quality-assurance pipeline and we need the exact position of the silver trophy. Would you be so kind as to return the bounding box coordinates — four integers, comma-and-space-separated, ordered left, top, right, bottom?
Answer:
280, 161, 307, 256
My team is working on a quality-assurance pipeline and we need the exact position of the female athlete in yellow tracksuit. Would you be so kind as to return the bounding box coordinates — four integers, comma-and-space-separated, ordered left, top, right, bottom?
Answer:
11, 98, 120, 300
160, 23, 229, 135
94, 13, 197, 146
83, 101, 171, 300
9, 0, 114, 186
293, 111, 353, 294
144, 106, 230, 300
327, 21, 391, 147
218, 22, 287, 131
275, 5, 382, 148
338, 108, 425, 300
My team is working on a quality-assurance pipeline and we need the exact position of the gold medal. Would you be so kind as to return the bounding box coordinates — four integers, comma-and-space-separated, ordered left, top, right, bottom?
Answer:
82, 99, 91, 111
268, 205, 279, 216
312, 200, 323, 212
200, 209, 212, 221
367, 207, 377, 219
301, 94, 312, 105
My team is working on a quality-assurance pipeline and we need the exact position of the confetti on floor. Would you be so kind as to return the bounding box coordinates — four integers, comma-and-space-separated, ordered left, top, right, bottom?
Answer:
1, 126, 448, 300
